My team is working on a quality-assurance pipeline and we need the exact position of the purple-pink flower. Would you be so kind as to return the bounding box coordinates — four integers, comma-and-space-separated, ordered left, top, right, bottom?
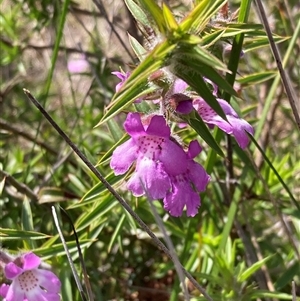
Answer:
67, 56, 89, 74
193, 97, 254, 149
111, 70, 131, 93
163, 140, 210, 217
110, 112, 210, 216
164, 78, 193, 114
0, 252, 61, 301
112, 71, 144, 103
168, 77, 254, 149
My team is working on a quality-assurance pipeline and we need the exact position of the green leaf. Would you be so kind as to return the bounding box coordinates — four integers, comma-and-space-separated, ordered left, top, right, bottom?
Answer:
43, 0, 71, 101
128, 33, 148, 62
238, 256, 272, 282
75, 173, 124, 204
60, 269, 73, 301
244, 36, 290, 52
21, 197, 34, 231
75, 196, 118, 231
200, 30, 226, 48
107, 213, 126, 253
249, 291, 295, 300
34, 240, 91, 259
0, 176, 5, 195
138, 0, 166, 34
188, 116, 224, 157
21, 197, 36, 249
237, 71, 277, 86
38, 187, 69, 204
124, 0, 150, 27
0, 228, 50, 240
175, 43, 230, 72
275, 261, 300, 290
180, 0, 227, 33
162, 3, 178, 31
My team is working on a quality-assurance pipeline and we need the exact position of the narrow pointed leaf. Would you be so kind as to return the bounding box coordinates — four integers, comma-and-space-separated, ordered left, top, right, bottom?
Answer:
138, 0, 166, 34
237, 71, 277, 86
124, 0, 150, 27
238, 256, 272, 282
128, 33, 148, 62
107, 213, 126, 253
189, 116, 224, 157
162, 3, 178, 31
0, 228, 50, 240
180, 0, 227, 33
75, 197, 118, 231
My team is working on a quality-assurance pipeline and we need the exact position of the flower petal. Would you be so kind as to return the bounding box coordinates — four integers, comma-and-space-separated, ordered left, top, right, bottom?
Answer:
176, 99, 193, 114
159, 140, 187, 175
110, 139, 138, 175
25, 290, 60, 301
127, 158, 171, 199
204, 77, 218, 95
164, 180, 200, 217
22, 253, 41, 270
187, 140, 202, 159
194, 98, 233, 134
5, 280, 25, 301
0, 283, 9, 297
145, 115, 170, 138
172, 78, 189, 94
227, 115, 254, 149
124, 113, 146, 137
217, 98, 239, 117
38, 292, 61, 301
4, 262, 23, 280
188, 161, 210, 192
112, 71, 130, 92
34, 269, 61, 293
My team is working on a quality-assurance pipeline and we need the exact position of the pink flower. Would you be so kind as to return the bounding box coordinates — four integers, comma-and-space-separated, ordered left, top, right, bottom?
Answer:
110, 113, 210, 216
164, 78, 193, 114
193, 98, 254, 149
1, 252, 61, 301
112, 71, 143, 103
67, 56, 89, 73
111, 70, 131, 93
163, 141, 210, 217
169, 77, 254, 149
110, 112, 188, 200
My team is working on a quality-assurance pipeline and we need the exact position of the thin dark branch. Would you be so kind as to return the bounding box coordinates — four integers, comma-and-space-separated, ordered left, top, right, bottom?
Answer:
0, 37, 123, 64
69, 5, 104, 17
92, 0, 135, 62
23, 89, 214, 301
51, 207, 88, 301
254, 0, 300, 129
0, 118, 57, 156
58, 206, 94, 301
0, 169, 38, 202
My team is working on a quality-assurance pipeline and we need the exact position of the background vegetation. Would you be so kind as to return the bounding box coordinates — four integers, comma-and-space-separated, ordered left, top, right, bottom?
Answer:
0, 0, 299, 300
